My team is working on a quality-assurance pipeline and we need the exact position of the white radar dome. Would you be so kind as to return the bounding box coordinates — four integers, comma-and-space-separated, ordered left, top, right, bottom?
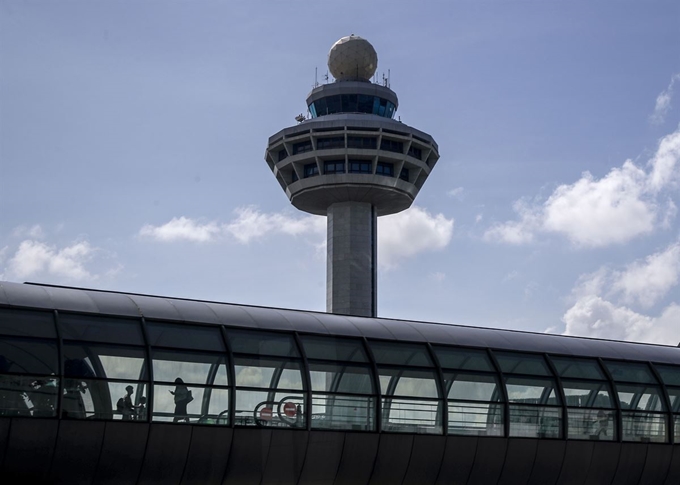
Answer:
327, 35, 378, 82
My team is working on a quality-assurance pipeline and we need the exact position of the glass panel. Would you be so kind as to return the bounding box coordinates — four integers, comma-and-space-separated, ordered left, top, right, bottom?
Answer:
568, 408, 615, 440
495, 352, 551, 375
434, 347, 494, 372
59, 314, 143, 345
378, 368, 438, 398
551, 357, 605, 380
655, 364, 680, 386
228, 329, 299, 357
152, 350, 228, 386
234, 357, 303, 390
234, 390, 305, 428
63, 378, 147, 420
357, 95, 374, 114
0, 338, 58, 375
369, 341, 432, 367
301, 335, 368, 362
505, 377, 561, 405
509, 405, 562, 438
309, 363, 374, 394
0, 374, 58, 417
152, 384, 228, 425
63, 344, 147, 380
311, 394, 375, 431
616, 384, 665, 411
147, 322, 224, 352
382, 397, 441, 434
605, 361, 657, 383
668, 387, 680, 412
562, 380, 614, 408
446, 373, 501, 402
0, 309, 56, 338
448, 401, 503, 436
675, 415, 680, 442
621, 411, 667, 442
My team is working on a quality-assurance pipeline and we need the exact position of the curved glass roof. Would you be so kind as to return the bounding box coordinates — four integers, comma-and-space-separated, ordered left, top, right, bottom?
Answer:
1, 281, 679, 365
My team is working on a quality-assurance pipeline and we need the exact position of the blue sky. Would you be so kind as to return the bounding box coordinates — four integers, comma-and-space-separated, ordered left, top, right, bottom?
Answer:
1, 1, 679, 344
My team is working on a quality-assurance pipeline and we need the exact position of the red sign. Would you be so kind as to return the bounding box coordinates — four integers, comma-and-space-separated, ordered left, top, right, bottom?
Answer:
283, 402, 297, 418
260, 407, 273, 421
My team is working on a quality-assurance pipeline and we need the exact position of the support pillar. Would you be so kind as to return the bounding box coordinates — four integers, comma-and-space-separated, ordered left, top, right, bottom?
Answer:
326, 201, 377, 317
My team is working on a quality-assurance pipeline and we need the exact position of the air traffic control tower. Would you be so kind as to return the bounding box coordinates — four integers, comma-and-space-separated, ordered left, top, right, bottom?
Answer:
265, 35, 440, 318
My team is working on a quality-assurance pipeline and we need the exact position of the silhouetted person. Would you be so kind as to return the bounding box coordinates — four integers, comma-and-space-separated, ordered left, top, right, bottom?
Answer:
170, 378, 191, 423
136, 396, 147, 421
117, 385, 135, 420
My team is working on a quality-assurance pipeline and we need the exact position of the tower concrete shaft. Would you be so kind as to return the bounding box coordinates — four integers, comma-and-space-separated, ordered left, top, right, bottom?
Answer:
327, 202, 377, 317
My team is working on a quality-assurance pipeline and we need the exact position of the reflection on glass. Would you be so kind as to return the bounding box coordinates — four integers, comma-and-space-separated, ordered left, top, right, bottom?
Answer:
551, 357, 605, 380
234, 390, 305, 427
675, 415, 680, 442
152, 350, 227, 386
568, 408, 615, 440
378, 368, 438, 398
509, 405, 561, 438
62, 379, 147, 420
234, 358, 303, 389
605, 361, 657, 384
370, 342, 432, 367
152, 384, 228, 425
434, 347, 494, 372
621, 412, 666, 442
311, 394, 374, 431
447, 373, 499, 401
309, 363, 373, 394
561, 381, 613, 408
495, 352, 550, 375
64, 344, 146, 380
301, 335, 368, 362
0, 375, 58, 417
0, 339, 58, 375
505, 377, 560, 404
448, 402, 503, 436
382, 398, 441, 434
616, 385, 665, 411
655, 365, 680, 387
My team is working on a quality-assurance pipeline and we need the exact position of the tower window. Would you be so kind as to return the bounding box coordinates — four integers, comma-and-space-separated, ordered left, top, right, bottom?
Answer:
292, 171, 299, 182
324, 161, 345, 174
348, 160, 372, 174
278, 149, 288, 162
347, 136, 377, 149
304, 163, 319, 178
380, 139, 403, 153
376, 162, 394, 177
317, 137, 345, 150
293, 141, 313, 155
399, 168, 409, 182
407, 146, 422, 160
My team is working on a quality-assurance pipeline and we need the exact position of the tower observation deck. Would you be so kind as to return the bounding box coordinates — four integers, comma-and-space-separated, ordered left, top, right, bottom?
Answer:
265, 35, 440, 318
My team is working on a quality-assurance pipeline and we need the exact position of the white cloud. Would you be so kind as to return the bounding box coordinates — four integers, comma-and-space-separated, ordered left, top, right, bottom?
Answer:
6, 240, 95, 281
224, 206, 324, 244
447, 187, 464, 199
378, 206, 454, 269
650, 73, 680, 125
11, 224, 44, 239
610, 241, 680, 307
563, 296, 680, 345
542, 161, 655, 247
140, 206, 454, 269
561, 239, 680, 345
484, 126, 680, 247
483, 199, 540, 244
429, 272, 446, 282
139, 216, 222, 243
